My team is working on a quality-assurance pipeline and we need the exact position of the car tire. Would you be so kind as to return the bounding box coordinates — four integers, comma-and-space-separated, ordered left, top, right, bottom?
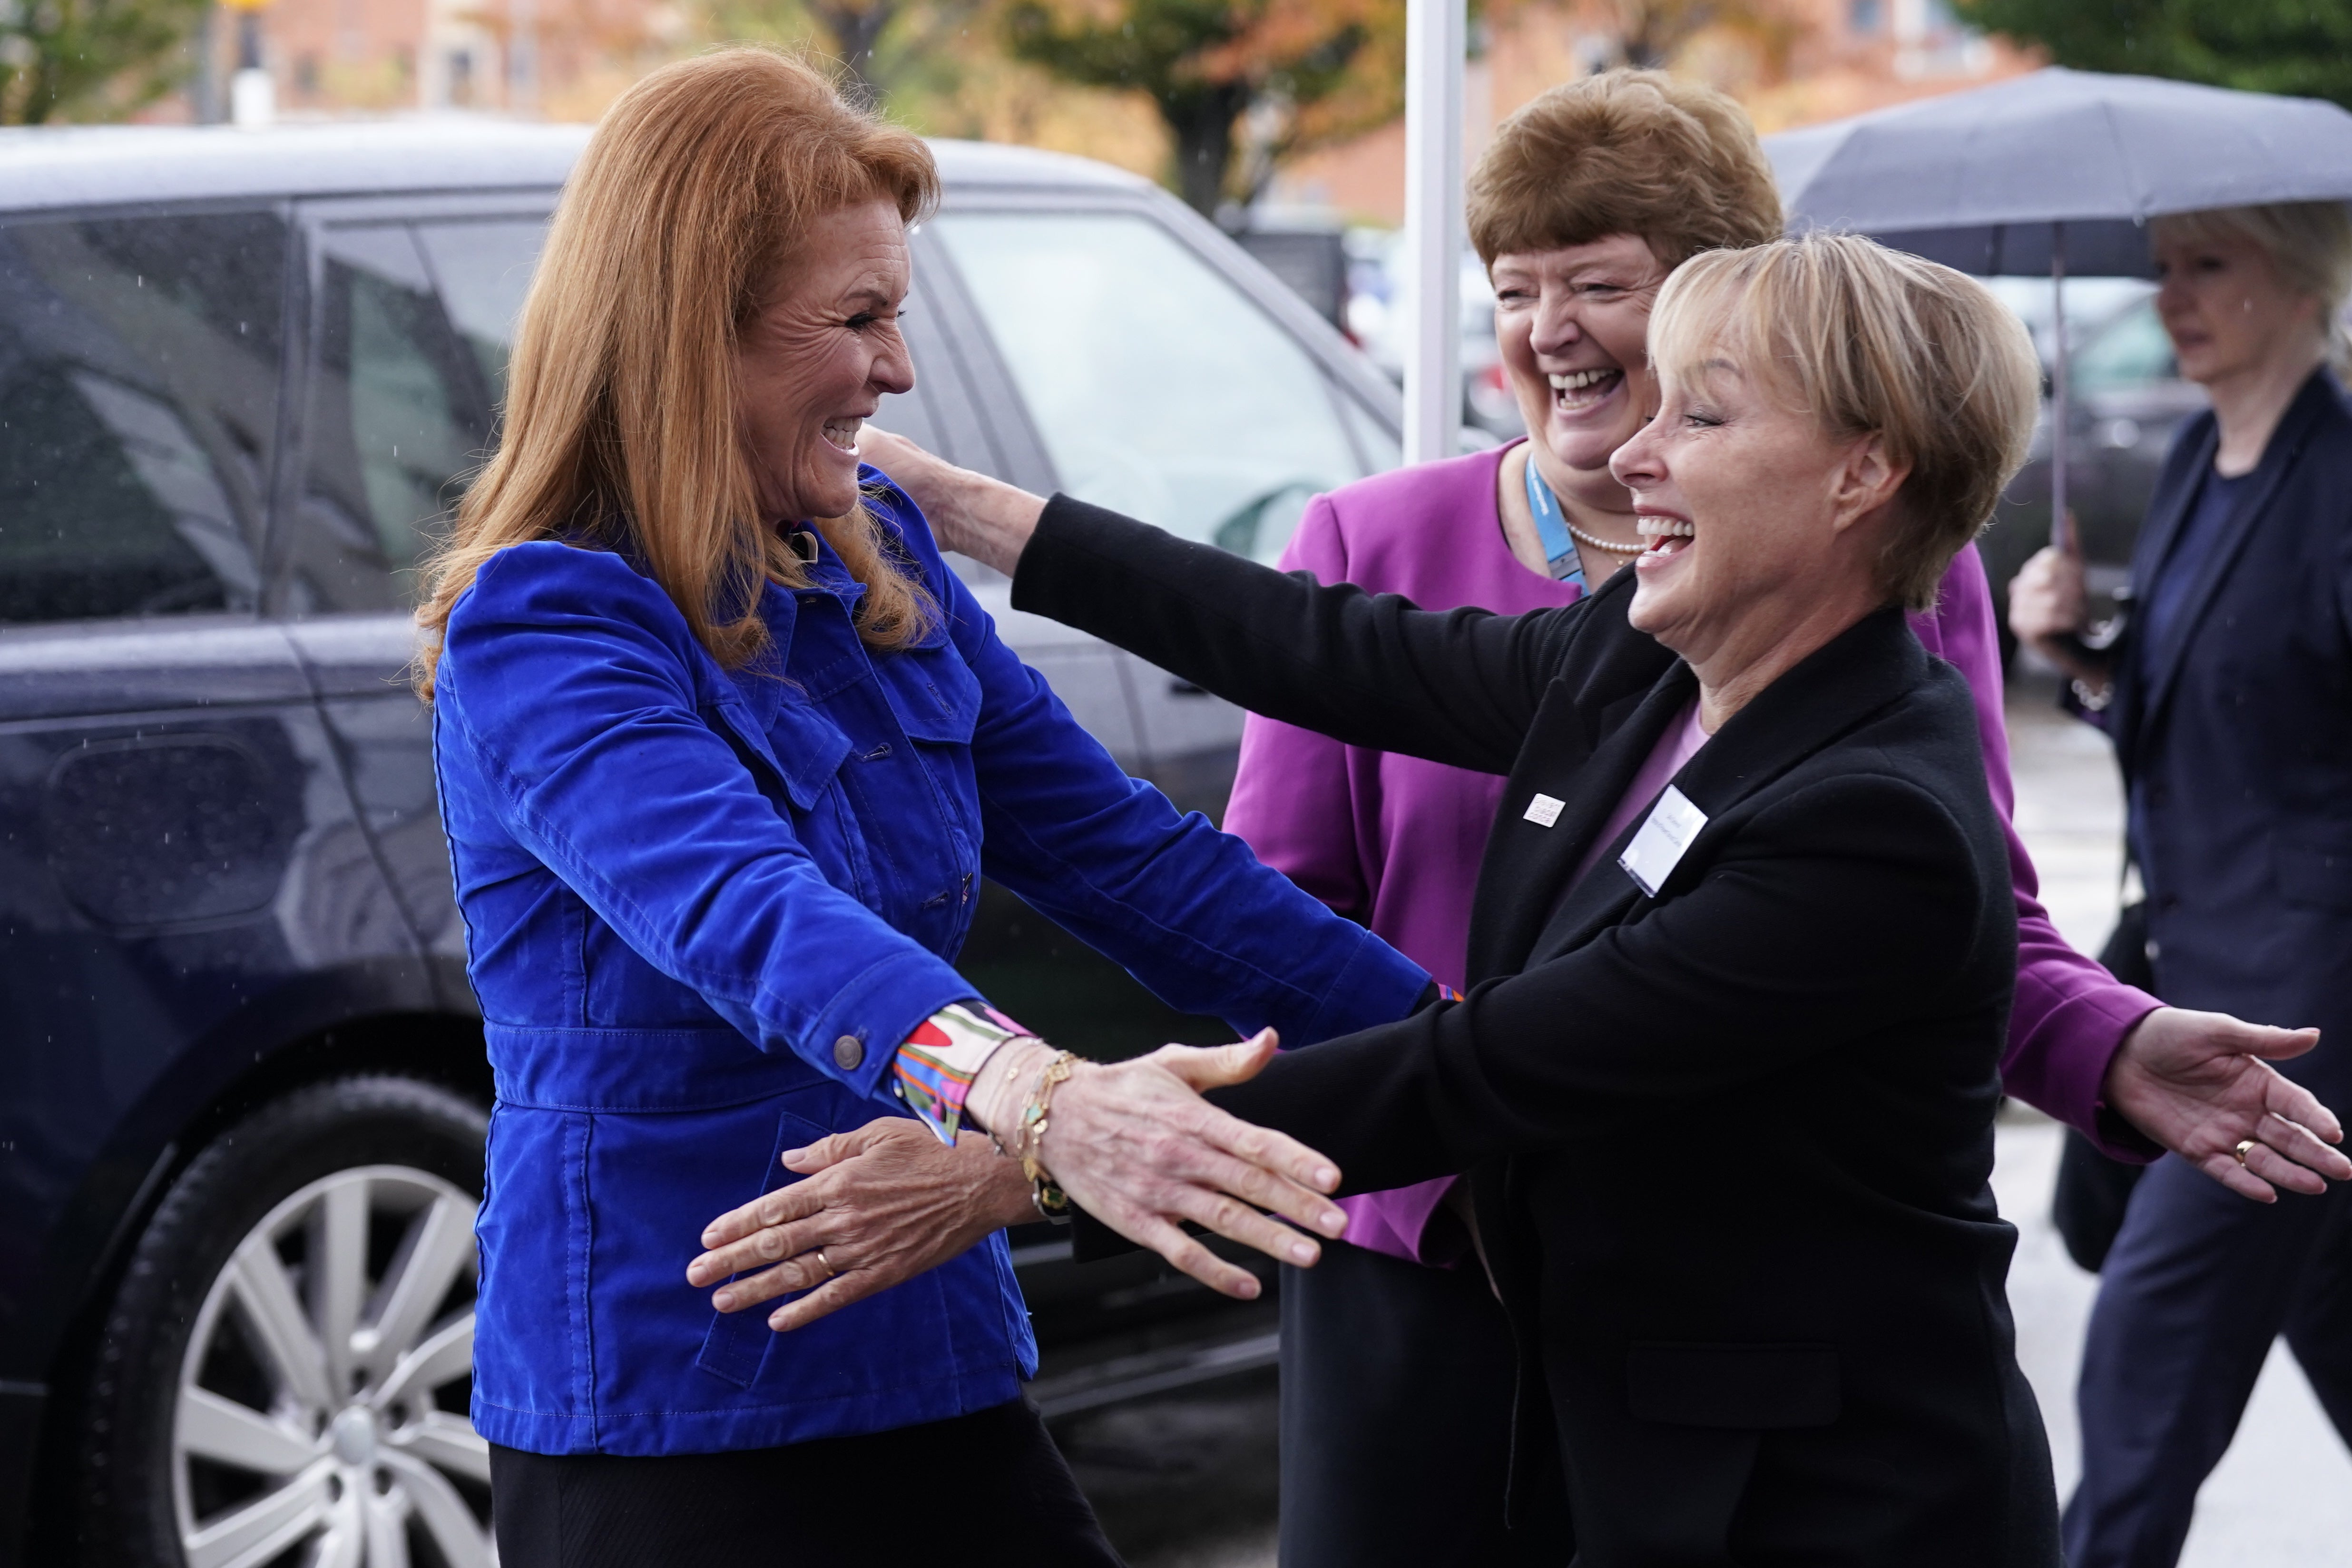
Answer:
71, 1075, 493, 1568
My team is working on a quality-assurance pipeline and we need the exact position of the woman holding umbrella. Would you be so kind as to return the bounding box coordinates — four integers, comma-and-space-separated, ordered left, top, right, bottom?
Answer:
2011, 199, 2352, 1568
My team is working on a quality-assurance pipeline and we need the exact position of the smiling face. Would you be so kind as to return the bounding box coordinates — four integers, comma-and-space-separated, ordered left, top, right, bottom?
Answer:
1491, 234, 1668, 480
736, 197, 915, 524
1607, 345, 1899, 686
2151, 225, 2323, 392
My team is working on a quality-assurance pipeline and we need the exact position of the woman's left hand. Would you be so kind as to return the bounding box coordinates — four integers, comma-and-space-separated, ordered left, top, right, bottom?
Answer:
2105, 1008, 2352, 1200
689, 1117, 1035, 1332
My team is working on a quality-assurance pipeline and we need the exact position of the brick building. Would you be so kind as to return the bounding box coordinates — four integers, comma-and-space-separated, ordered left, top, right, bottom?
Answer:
179, 0, 677, 121
1271, 0, 2039, 224
172, 0, 2035, 217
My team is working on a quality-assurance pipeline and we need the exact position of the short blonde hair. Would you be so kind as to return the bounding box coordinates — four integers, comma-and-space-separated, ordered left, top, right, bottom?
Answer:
415, 47, 938, 700
1466, 70, 1783, 271
1650, 233, 2042, 611
2150, 201, 2352, 366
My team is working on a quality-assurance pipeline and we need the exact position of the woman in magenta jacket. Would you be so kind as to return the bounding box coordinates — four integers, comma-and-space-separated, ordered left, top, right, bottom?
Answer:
1233, 71, 2347, 1568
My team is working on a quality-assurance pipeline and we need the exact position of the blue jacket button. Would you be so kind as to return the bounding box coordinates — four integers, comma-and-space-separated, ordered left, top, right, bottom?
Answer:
833, 1035, 865, 1070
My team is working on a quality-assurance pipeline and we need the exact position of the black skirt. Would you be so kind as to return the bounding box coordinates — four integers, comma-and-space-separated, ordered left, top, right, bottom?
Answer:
490, 1398, 1123, 1567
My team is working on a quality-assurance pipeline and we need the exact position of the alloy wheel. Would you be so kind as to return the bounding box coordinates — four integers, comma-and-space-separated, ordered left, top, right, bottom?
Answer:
171, 1165, 493, 1568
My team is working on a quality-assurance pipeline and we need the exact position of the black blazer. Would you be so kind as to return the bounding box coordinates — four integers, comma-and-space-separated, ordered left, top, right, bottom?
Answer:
1016, 498, 2058, 1568
2096, 369, 2352, 1100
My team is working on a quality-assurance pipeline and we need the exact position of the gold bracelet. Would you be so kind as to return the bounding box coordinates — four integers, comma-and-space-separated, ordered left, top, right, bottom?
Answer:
978, 1039, 1044, 1158
1019, 1051, 1078, 1216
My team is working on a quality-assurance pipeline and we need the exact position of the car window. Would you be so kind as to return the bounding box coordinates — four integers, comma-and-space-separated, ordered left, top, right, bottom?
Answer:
1336, 389, 1401, 475
931, 210, 1369, 565
290, 224, 495, 613
0, 210, 285, 624
2073, 299, 2177, 395
414, 216, 549, 402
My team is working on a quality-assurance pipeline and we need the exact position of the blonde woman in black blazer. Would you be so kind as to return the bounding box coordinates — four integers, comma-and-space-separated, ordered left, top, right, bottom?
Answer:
853, 235, 2108, 1564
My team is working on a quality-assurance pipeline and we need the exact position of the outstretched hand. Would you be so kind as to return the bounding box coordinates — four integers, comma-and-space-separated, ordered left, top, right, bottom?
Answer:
2104, 1008, 2351, 1201
986, 1030, 1351, 1300
688, 1117, 1034, 1333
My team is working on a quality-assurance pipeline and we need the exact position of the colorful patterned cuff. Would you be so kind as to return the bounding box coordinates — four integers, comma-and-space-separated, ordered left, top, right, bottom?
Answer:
893, 1001, 1034, 1143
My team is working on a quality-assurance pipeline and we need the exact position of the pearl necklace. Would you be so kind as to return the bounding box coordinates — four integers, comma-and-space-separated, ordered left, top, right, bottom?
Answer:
1523, 452, 1644, 561
1564, 518, 1644, 556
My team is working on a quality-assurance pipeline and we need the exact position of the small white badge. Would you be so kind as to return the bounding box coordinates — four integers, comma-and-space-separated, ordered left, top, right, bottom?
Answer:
1523, 793, 1566, 828
1618, 785, 1708, 897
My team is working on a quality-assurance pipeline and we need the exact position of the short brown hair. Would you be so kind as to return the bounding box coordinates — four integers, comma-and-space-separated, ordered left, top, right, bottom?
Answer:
415, 47, 938, 699
1467, 70, 1783, 270
1651, 233, 2042, 611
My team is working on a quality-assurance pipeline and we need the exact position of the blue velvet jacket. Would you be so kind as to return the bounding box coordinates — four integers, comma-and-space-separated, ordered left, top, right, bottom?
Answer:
431, 471, 1429, 1456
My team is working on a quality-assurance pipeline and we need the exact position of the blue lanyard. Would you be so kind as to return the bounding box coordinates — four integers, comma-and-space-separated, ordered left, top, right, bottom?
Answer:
1522, 456, 1586, 590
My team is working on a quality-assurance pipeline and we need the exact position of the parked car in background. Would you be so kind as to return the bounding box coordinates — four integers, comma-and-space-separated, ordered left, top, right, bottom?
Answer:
1343, 229, 1514, 441
0, 121, 1403, 1568
1980, 275, 2156, 367
1232, 214, 1350, 332
1979, 284, 2208, 662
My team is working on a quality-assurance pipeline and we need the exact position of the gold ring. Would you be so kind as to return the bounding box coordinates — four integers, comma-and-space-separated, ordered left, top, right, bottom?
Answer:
2234, 1138, 2258, 1167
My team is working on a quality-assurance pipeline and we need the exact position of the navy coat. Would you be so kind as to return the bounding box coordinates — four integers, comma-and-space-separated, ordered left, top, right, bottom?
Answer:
431, 470, 1427, 1455
2097, 367, 2352, 1101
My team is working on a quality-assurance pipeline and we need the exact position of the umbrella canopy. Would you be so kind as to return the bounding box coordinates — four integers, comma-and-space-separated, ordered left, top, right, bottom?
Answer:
1769, 65, 2352, 260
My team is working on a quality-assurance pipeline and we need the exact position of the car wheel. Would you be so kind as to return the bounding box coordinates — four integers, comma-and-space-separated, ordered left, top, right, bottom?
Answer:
74, 1075, 493, 1568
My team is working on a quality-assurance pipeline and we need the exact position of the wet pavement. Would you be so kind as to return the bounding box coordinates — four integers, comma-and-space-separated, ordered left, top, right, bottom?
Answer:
1058, 1370, 1280, 1567
1055, 671, 2352, 1567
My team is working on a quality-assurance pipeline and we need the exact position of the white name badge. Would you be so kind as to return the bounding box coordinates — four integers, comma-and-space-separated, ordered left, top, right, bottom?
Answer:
1618, 785, 1707, 897
1523, 793, 1566, 828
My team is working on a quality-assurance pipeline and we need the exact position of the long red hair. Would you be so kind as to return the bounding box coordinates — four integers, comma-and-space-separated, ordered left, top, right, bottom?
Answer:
415, 47, 937, 698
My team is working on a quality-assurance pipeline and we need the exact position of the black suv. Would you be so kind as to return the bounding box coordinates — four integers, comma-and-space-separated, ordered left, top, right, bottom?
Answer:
0, 120, 1403, 1568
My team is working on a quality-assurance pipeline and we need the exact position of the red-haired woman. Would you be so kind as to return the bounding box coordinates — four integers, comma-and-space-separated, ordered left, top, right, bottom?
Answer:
419, 47, 1424, 1565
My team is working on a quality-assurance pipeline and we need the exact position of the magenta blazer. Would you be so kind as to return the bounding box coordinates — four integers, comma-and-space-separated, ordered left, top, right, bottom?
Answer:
1225, 444, 2164, 1264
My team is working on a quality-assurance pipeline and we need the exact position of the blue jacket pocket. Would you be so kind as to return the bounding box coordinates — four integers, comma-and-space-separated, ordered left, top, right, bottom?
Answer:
694, 1104, 833, 1387
881, 642, 981, 747
706, 696, 852, 813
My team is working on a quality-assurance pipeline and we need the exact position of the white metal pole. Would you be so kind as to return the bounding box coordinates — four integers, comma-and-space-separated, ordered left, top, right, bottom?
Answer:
510, 0, 539, 114
2049, 221, 2069, 549
1401, 0, 1465, 466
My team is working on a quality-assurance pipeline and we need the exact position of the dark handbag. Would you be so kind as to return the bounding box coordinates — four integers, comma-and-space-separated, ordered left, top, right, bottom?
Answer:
2051, 900, 2155, 1273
